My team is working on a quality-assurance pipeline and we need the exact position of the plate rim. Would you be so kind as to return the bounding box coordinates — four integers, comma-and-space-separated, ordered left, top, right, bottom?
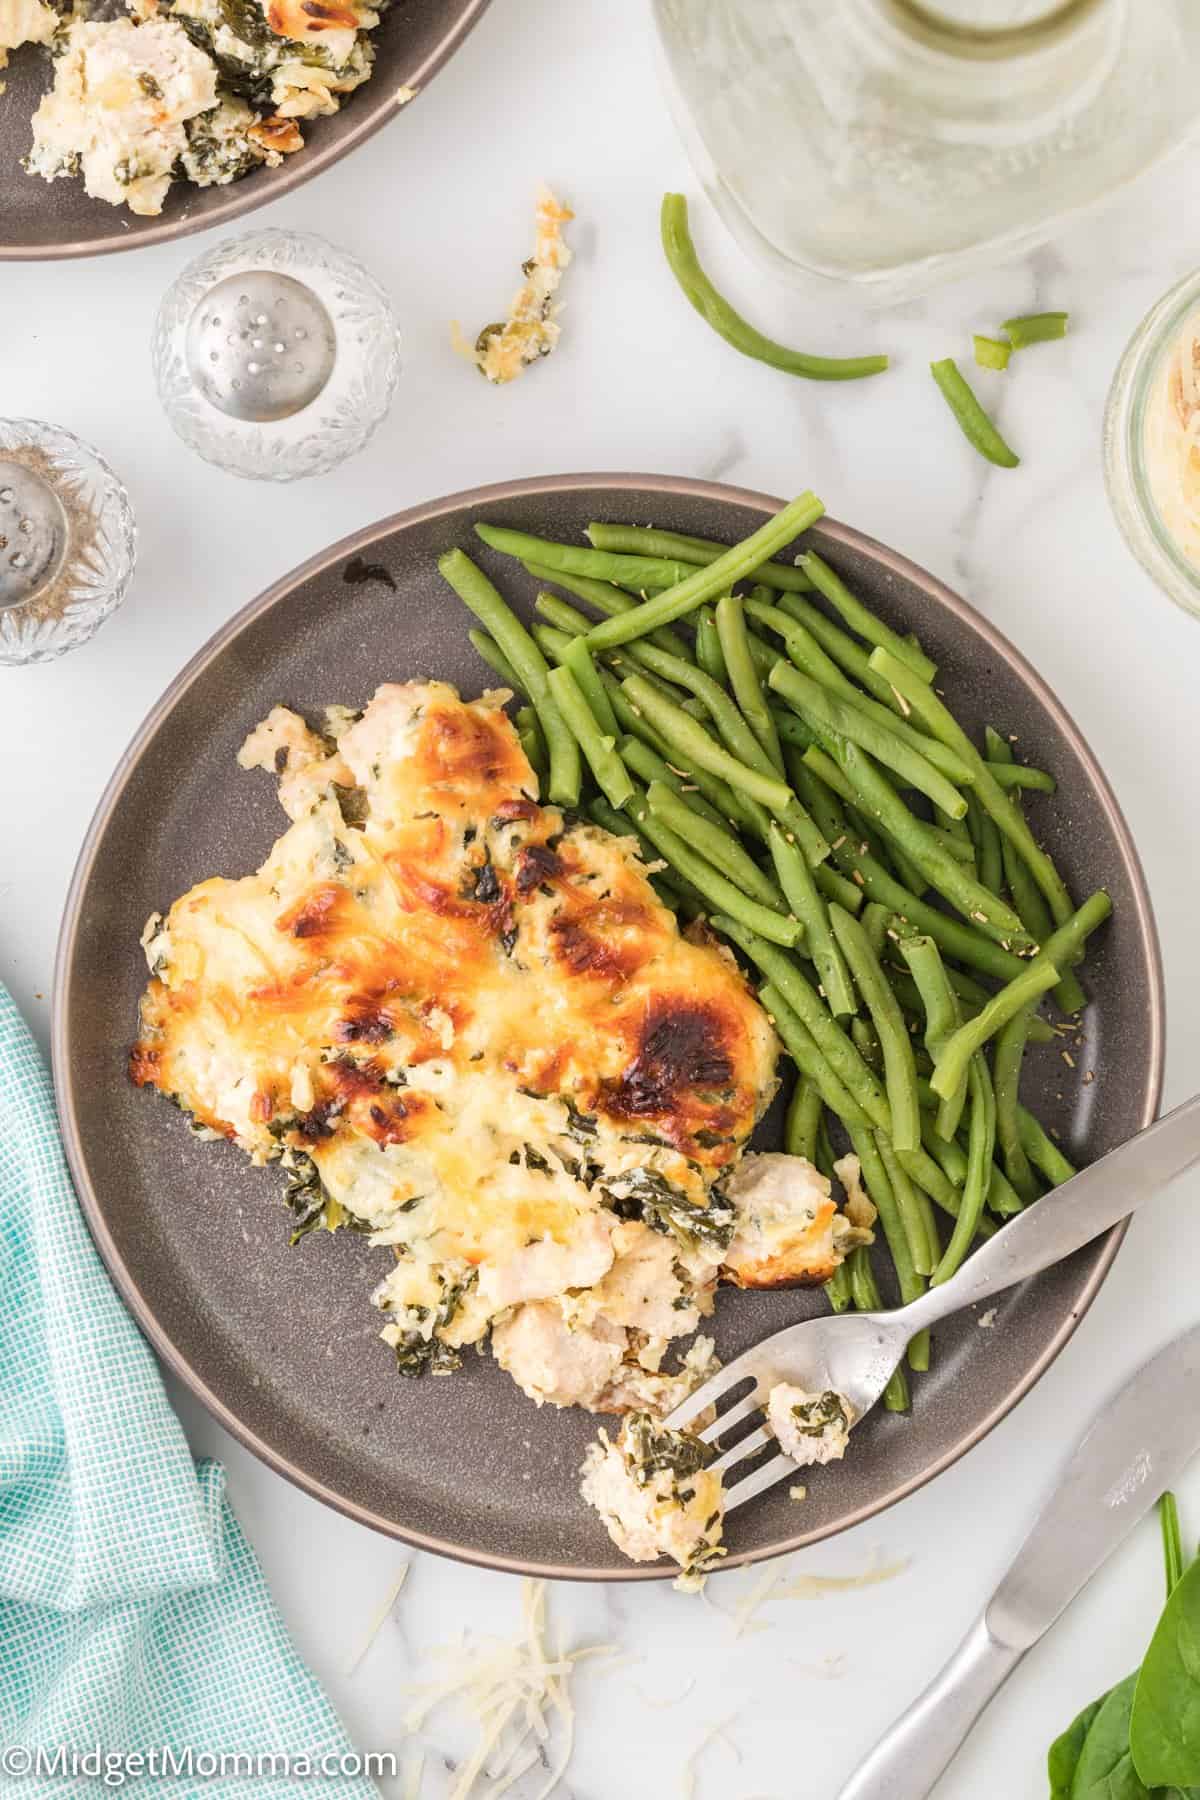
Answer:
0, 0, 491, 262
52, 471, 1166, 1580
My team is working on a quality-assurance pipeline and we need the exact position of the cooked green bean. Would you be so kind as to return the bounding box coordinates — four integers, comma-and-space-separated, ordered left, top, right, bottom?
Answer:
968, 795, 1003, 896
929, 358, 1020, 469
561, 634, 619, 739
586, 493, 826, 650
928, 823, 976, 863
815, 863, 865, 915
535, 590, 595, 639
930, 957, 1059, 1102
767, 823, 857, 1018
1017, 1106, 1077, 1187
825, 1260, 853, 1313
869, 647, 1076, 928
619, 673, 792, 812
878, 1131, 938, 1281
630, 802, 802, 947
897, 930, 968, 1142
848, 1247, 911, 1411
973, 334, 1012, 371
862, 900, 891, 959
800, 551, 937, 682
618, 737, 728, 831
986, 729, 1085, 1014
716, 593, 785, 773
439, 550, 581, 806
1002, 311, 1069, 348
589, 798, 705, 912
994, 1006, 1039, 1202
695, 605, 727, 684
761, 985, 874, 1125
586, 521, 815, 594
984, 761, 1056, 793
829, 905, 921, 1152
774, 591, 915, 713
646, 782, 782, 908
469, 628, 525, 695
546, 665, 633, 809
516, 705, 547, 780
523, 560, 690, 657
661, 193, 889, 381
845, 1124, 929, 1369
933, 1055, 996, 1284
786, 1077, 823, 1163
851, 1015, 882, 1070
476, 523, 692, 593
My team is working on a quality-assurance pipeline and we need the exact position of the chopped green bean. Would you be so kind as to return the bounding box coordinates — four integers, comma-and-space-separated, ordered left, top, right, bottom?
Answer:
1002, 311, 1068, 348
878, 1131, 938, 1281
476, 523, 692, 593
562, 634, 618, 739
618, 737, 728, 831
523, 560, 690, 657
469, 628, 525, 695
785, 1077, 823, 1163
515, 705, 547, 780
984, 761, 1056, 793
695, 605, 727, 684
929, 358, 1020, 469
974, 334, 1012, 371
930, 958, 1058, 1102
1017, 1106, 1077, 1187
761, 985, 874, 1125
546, 665, 633, 809
994, 1006, 1039, 1202
585, 521, 815, 594
767, 822, 857, 1018
829, 905, 921, 1152
800, 551, 936, 682
631, 801, 802, 946
619, 673, 792, 812
645, 781, 782, 908
716, 593, 785, 773
933, 1055, 996, 1284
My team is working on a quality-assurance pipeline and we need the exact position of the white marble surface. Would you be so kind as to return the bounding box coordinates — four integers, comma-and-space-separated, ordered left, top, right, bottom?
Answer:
4, 1, 1200, 1794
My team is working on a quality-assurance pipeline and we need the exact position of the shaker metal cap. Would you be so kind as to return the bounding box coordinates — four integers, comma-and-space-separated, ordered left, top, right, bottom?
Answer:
0, 459, 68, 613
184, 272, 338, 423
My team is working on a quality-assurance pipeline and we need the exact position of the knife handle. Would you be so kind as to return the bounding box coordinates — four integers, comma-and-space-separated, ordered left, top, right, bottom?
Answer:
835, 1617, 1024, 1800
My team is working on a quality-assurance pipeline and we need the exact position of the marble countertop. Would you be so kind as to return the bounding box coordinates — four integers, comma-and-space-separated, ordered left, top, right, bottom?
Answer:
5, 1, 1200, 1794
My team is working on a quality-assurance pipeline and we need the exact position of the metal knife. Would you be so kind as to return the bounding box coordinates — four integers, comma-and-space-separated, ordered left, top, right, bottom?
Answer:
837, 1316, 1200, 1800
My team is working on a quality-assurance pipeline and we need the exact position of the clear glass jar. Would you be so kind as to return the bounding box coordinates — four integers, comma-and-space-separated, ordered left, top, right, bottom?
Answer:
653, 0, 1200, 303
1104, 269, 1200, 625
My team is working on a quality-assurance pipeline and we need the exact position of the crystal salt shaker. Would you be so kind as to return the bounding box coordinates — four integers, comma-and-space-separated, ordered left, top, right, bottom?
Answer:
152, 229, 401, 481
0, 419, 136, 667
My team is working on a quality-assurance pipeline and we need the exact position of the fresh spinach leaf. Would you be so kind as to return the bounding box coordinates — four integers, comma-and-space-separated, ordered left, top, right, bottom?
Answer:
1048, 1693, 1107, 1799
1131, 1556, 1200, 1789
1070, 1673, 1152, 1799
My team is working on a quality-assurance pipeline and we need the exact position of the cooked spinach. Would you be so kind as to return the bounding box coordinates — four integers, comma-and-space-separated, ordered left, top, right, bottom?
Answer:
602, 1166, 735, 1252
390, 1271, 477, 1378
623, 1412, 711, 1487
790, 1392, 848, 1438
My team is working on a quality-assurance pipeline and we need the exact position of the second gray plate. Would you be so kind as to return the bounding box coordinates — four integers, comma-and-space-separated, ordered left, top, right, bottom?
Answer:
53, 474, 1164, 1578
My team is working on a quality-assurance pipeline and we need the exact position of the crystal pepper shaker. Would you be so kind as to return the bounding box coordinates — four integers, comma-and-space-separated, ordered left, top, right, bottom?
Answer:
0, 420, 137, 668
152, 228, 401, 482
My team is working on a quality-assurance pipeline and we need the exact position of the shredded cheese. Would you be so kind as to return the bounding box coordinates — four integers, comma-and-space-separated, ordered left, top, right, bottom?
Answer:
680, 1716, 740, 1800
344, 1559, 410, 1675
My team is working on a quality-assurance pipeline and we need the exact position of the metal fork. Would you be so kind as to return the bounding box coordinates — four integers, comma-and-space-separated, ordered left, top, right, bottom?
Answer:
664, 1093, 1200, 1514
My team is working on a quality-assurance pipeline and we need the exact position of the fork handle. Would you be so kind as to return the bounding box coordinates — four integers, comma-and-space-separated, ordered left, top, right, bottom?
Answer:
902, 1092, 1200, 1334
835, 1617, 1024, 1800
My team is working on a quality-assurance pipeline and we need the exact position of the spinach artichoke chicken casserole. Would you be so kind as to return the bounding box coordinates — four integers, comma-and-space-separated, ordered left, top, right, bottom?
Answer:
0, 0, 381, 216
131, 682, 874, 1574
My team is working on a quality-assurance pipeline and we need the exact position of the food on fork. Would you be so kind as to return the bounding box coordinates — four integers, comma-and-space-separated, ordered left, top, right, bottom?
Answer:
579, 1413, 725, 1586
764, 1383, 855, 1467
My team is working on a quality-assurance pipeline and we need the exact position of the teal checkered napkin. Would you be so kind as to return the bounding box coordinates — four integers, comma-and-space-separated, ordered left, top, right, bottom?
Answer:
0, 982, 380, 1796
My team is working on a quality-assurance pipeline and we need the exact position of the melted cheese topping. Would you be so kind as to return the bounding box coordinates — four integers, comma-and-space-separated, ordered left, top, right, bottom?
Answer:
455, 185, 574, 385
133, 681, 784, 1411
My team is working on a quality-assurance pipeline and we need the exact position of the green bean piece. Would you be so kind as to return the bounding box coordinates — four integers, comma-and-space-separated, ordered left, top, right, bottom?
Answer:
532, 622, 574, 662
585, 522, 815, 594
630, 802, 802, 947
927, 824, 976, 864
930, 958, 1059, 1102
714, 915, 889, 1129
661, 193, 889, 381
974, 334, 1012, 371
800, 551, 937, 682
929, 358, 1020, 469
546, 665, 633, 810
986, 730, 1085, 1015
774, 592, 915, 714
618, 737, 729, 831
619, 673, 792, 811
896, 1142, 996, 1241
475, 523, 692, 593
815, 863, 865, 915
469, 628, 526, 696
561, 634, 619, 739
1002, 311, 1068, 348
825, 1261, 854, 1313
993, 1006, 1040, 1203
878, 1131, 938, 1281
785, 1077, 823, 1164
645, 782, 783, 908
834, 742, 1031, 945
897, 931, 968, 1142
438, 550, 581, 807
534, 590, 594, 639
586, 493, 826, 650
933, 1055, 996, 1284
845, 1125, 929, 1368
590, 799, 705, 914
523, 560, 690, 657
767, 823, 857, 1018
984, 761, 1057, 794
851, 1016, 882, 1070
848, 1249, 912, 1411
814, 1114, 837, 1183
971, 795, 1004, 897
695, 605, 727, 684
868, 647, 1076, 928
760, 985, 874, 1125
862, 901, 891, 959
1017, 1106, 1077, 1187
986, 1163, 1027, 1218
515, 705, 547, 782
829, 905, 921, 1152
610, 627, 779, 778
770, 663, 968, 820
716, 593, 785, 773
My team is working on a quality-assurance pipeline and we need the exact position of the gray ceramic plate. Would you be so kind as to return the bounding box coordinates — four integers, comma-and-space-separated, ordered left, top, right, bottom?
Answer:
53, 474, 1164, 1579
0, 0, 489, 260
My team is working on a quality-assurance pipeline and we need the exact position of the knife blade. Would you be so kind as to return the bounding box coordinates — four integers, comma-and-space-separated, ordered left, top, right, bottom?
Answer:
838, 1318, 1200, 1800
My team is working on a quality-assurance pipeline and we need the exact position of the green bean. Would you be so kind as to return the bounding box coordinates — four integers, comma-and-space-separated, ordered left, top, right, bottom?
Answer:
930, 958, 1058, 1102
1018, 1106, 1077, 1187
935, 804, 976, 858
848, 1248, 912, 1411
928, 823, 976, 863
532, 622, 574, 662
586, 493, 826, 650
986, 1163, 1027, 1218
919, 1116, 1020, 1217
646, 782, 783, 908
1002, 311, 1069, 348
969, 794, 1003, 896
888, 965, 1056, 1047
897, 931, 967, 1142
878, 1131, 938, 1281
516, 705, 547, 781
534, 590, 594, 638
774, 592, 916, 714
630, 801, 802, 946
661, 192, 889, 381
993, 1006, 1039, 1203
984, 761, 1056, 794
714, 916, 889, 1129
814, 863, 864, 915
619, 673, 792, 811
834, 742, 1032, 945
785, 1077, 823, 1163
695, 605, 727, 684
760, 985, 874, 1124
851, 1015, 882, 1070
476, 523, 693, 593
609, 630, 777, 776
438, 550, 581, 806
769, 663, 968, 819
767, 822, 857, 1018
469, 628, 526, 695
974, 334, 1011, 371
845, 1125, 929, 1369
585, 521, 815, 594
986, 730, 1085, 1015
589, 798, 704, 913
825, 1261, 853, 1313
861, 900, 891, 959
561, 634, 619, 739
933, 1055, 996, 1283
546, 665, 633, 809
829, 905, 920, 1152
815, 1114, 837, 1183
618, 737, 727, 831
523, 560, 690, 657
869, 647, 1076, 928
716, 593, 785, 773
800, 551, 937, 682
929, 358, 1020, 469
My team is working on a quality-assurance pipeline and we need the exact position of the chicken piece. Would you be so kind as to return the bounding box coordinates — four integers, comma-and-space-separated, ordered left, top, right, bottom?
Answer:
586, 1219, 716, 1339
477, 1213, 614, 1312
723, 1152, 871, 1288
238, 704, 353, 821
580, 1412, 724, 1576
491, 1303, 627, 1410
766, 1383, 854, 1467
